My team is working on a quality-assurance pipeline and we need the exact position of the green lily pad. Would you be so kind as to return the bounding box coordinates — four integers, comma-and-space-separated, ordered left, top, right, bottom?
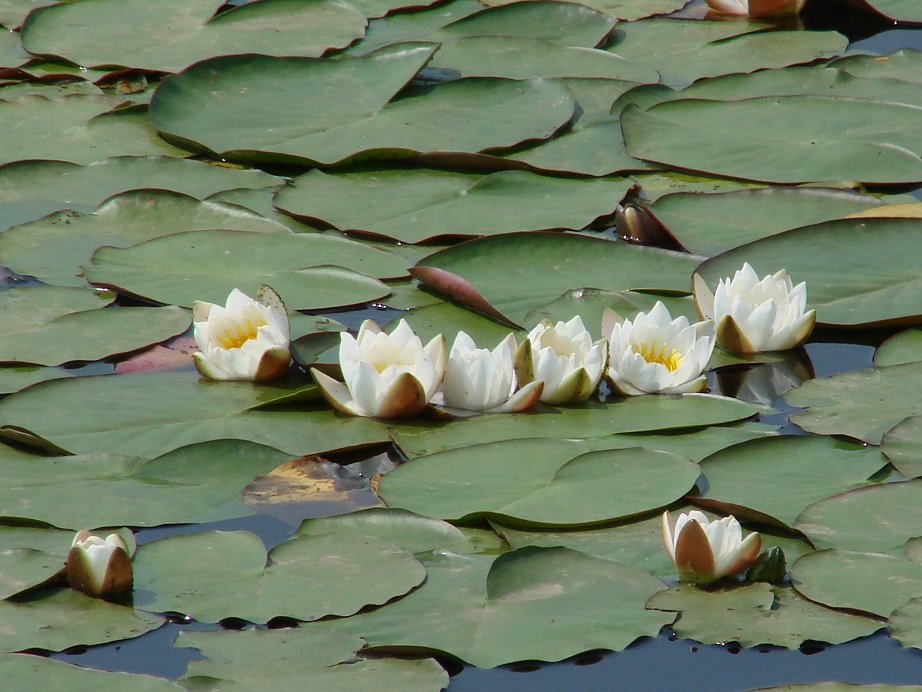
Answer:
793, 481, 922, 556
295, 507, 503, 554
0, 157, 283, 233
0, 366, 72, 395
391, 395, 761, 457
84, 229, 399, 309
0, 655, 181, 690
274, 168, 631, 243
839, 0, 922, 22
348, 0, 442, 18
0, 369, 390, 459
133, 530, 425, 623
696, 218, 922, 329
524, 289, 696, 333
0, 95, 186, 166
176, 629, 448, 691
882, 416, 922, 478
400, 301, 525, 352
622, 96, 922, 184
0, 589, 162, 652
0, 1, 56, 29
20, 0, 366, 73
694, 436, 887, 532
412, 231, 699, 326
786, 362, 922, 444
378, 440, 699, 527
648, 188, 887, 257
150, 46, 575, 166
608, 19, 846, 89
890, 596, 922, 652
0, 297, 189, 366
319, 546, 674, 667
0, 525, 76, 599
832, 48, 922, 84
480, 0, 687, 21
647, 583, 881, 648
629, 171, 763, 202
791, 549, 922, 618
0, 439, 293, 529
875, 328, 922, 367
0, 80, 102, 100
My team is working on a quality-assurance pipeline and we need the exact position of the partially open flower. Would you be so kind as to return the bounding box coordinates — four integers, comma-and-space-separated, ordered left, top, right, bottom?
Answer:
662, 511, 761, 585
311, 319, 446, 418
437, 332, 543, 413
704, 0, 805, 17
605, 302, 714, 396
192, 286, 290, 382
515, 316, 606, 404
66, 530, 133, 603
694, 263, 816, 354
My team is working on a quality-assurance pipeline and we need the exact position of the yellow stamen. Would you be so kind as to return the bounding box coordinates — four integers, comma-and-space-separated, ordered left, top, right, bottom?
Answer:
634, 341, 683, 372
217, 316, 267, 350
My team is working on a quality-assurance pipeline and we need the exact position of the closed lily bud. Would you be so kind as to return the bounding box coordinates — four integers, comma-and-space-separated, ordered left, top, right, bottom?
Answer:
704, 0, 805, 17
662, 510, 761, 585
748, 547, 787, 584
192, 286, 290, 382
66, 530, 133, 603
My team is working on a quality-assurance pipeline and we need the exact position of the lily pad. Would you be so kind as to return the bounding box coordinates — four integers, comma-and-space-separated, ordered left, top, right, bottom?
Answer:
839, 0, 922, 22
412, 231, 700, 326
786, 362, 922, 444
647, 583, 881, 648
0, 589, 162, 652
622, 96, 922, 184
479, 0, 687, 21
832, 48, 922, 84
607, 19, 846, 88
648, 188, 887, 257
0, 525, 77, 599
132, 530, 425, 623
882, 416, 922, 478
0, 366, 72, 395
274, 168, 631, 243
319, 546, 674, 667
390, 395, 761, 457
875, 328, 922, 367
694, 436, 887, 532
150, 46, 575, 166
378, 440, 699, 527
791, 549, 922, 618
0, 369, 391, 459
84, 229, 399, 309
793, 481, 922, 556
696, 218, 922, 329
176, 629, 448, 691
0, 157, 283, 233
295, 507, 503, 554
20, 0, 366, 73
0, 439, 294, 529
0, 655, 181, 690
890, 596, 922, 652
0, 95, 186, 166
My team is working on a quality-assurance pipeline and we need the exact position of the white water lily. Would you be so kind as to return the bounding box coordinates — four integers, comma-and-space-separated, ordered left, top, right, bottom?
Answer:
192, 286, 290, 382
438, 332, 543, 413
662, 511, 762, 585
704, 0, 805, 17
66, 530, 133, 602
516, 316, 606, 404
605, 302, 714, 396
694, 263, 816, 354
312, 319, 446, 418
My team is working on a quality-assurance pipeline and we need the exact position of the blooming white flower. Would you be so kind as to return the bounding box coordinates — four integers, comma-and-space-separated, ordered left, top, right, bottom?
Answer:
704, 0, 805, 17
192, 286, 290, 382
605, 302, 714, 396
662, 511, 762, 585
311, 319, 446, 418
66, 530, 133, 602
516, 316, 606, 404
694, 263, 816, 354
437, 332, 543, 413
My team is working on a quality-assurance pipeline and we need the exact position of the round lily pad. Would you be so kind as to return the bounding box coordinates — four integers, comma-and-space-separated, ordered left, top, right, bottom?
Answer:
875, 328, 922, 367
0, 655, 181, 691
890, 596, 922, 652
882, 416, 922, 478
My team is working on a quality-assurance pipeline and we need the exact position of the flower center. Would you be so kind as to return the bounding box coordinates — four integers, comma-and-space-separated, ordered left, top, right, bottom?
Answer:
217, 315, 267, 350
633, 341, 683, 372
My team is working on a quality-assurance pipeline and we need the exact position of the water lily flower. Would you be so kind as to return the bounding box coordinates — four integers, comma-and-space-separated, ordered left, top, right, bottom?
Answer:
662, 511, 762, 585
311, 319, 446, 418
605, 302, 714, 395
694, 263, 816, 354
437, 332, 543, 413
192, 286, 290, 382
704, 0, 805, 17
66, 530, 133, 602
515, 316, 606, 405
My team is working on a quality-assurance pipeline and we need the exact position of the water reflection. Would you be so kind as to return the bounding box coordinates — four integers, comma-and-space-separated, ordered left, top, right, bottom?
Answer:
713, 349, 815, 408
